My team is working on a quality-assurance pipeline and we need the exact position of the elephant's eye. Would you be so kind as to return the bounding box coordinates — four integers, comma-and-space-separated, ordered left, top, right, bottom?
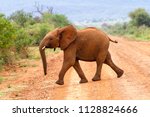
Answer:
49, 38, 53, 40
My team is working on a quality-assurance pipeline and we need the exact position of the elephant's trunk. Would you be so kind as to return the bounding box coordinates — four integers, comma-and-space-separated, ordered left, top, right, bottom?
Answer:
39, 40, 47, 75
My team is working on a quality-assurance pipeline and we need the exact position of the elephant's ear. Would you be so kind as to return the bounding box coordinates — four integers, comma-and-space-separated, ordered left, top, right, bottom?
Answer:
58, 25, 77, 50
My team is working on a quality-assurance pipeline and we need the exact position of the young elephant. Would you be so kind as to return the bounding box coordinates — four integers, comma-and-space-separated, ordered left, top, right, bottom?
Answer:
39, 25, 124, 85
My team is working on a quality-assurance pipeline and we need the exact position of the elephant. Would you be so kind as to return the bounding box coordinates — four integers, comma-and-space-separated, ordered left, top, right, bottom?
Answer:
39, 25, 124, 85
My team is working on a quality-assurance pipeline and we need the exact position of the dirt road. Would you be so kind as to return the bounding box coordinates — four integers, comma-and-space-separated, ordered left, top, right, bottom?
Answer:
0, 36, 150, 100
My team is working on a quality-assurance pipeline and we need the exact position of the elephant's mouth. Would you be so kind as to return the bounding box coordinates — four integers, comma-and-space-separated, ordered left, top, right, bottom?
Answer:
42, 45, 58, 50
42, 43, 60, 50
41, 46, 48, 50
42, 46, 51, 50
46, 46, 51, 48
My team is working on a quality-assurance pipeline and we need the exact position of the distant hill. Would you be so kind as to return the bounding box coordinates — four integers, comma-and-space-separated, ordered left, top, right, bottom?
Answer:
0, 0, 150, 24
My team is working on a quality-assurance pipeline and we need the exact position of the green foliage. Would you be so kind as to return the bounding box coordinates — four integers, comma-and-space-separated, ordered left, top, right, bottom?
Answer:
42, 12, 53, 23
0, 58, 4, 70
0, 16, 16, 67
52, 14, 70, 27
0, 10, 70, 68
103, 8, 150, 41
15, 29, 33, 58
25, 12, 70, 46
41, 12, 70, 27
129, 8, 150, 27
9, 10, 35, 27
27, 23, 54, 45
0, 17, 16, 49
104, 23, 128, 35
103, 22, 150, 41
0, 13, 5, 18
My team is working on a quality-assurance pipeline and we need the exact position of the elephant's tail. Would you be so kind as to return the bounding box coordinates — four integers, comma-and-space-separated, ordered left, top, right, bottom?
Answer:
108, 37, 118, 43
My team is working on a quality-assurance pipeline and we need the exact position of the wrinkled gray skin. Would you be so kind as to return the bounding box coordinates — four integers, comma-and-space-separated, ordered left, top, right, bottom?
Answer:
39, 25, 124, 85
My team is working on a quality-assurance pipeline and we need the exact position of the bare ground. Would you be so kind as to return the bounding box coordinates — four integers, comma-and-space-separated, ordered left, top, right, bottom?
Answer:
0, 36, 150, 100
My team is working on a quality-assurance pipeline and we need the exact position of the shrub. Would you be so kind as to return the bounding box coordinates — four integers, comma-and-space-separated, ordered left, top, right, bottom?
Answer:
26, 23, 55, 45
103, 22, 150, 40
103, 8, 150, 41
41, 12, 70, 27
0, 10, 71, 68
129, 8, 150, 27
0, 16, 16, 49
0, 16, 16, 66
103, 23, 128, 35
15, 29, 33, 58
52, 14, 70, 27
9, 10, 35, 27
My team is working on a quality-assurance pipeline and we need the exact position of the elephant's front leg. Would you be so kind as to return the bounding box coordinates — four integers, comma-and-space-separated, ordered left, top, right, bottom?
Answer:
56, 49, 76, 85
92, 62, 103, 81
73, 60, 88, 84
56, 61, 74, 85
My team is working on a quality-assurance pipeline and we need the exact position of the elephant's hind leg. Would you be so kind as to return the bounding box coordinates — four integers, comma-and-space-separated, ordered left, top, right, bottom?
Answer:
92, 52, 107, 81
73, 60, 88, 83
92, 61, 103, 81
104, 52, 124, 78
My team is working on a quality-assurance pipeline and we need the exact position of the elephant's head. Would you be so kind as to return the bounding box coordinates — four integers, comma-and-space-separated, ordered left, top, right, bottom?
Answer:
39, 25, 77, 75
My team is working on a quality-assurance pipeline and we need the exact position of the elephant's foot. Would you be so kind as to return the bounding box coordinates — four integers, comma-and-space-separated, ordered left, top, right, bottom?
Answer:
92, 76, 101, 81
79, 78, 88, 84
55, 80, 64, 85
117, 69, 124, 78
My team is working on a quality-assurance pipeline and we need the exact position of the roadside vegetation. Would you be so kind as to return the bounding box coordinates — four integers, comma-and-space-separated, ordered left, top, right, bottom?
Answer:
0, 6, 70, 69
103, 8, 150, 41
1, 7, 150, 70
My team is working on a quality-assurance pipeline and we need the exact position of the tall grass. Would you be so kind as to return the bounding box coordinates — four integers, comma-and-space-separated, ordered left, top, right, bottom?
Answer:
103, 23, 150, 41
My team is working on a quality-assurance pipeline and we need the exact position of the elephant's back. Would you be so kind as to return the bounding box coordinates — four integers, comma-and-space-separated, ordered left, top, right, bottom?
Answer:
77, 28, 109, 43
77, 28, 109, 47
76, 28, 109, 61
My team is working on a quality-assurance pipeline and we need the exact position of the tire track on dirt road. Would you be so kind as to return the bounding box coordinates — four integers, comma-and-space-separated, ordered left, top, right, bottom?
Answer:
109, 36, 150, 99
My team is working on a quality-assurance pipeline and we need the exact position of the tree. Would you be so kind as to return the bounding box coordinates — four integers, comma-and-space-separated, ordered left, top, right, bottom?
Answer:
41, 12, 70, 27
129, 8, 150, 27
52, 14, 70, 27
34, 2, 53, 16
9, 10, 34, 27
0, 13, 5, 18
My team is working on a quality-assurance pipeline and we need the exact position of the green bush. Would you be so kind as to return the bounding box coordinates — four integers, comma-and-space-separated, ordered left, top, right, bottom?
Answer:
41, 12, 53, 23
0, 10, 70, 68
26, 23, 55, 45
52, 14, 70, 27
103, 8, 150, 41
9, 10, 35, 27
41, 12, 70, 27
103, 22, 150, 41
0, 16, 16, 49
129, 8, 150, 27
15, 29, 33, 58
0, 16, 16, 67
103, 23, 128, 35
